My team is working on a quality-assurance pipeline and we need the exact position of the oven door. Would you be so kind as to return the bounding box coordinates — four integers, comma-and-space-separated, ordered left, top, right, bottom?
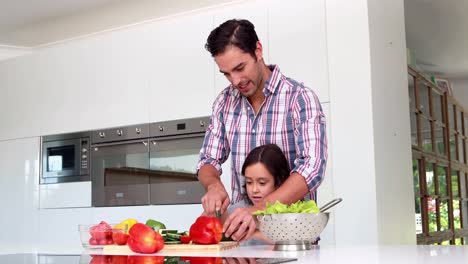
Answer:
91, 139, 150, 207
42, 139, 81, 180
149, 134, 205, 205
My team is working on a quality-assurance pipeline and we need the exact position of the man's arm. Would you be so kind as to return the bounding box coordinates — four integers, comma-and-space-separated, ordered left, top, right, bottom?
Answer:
196, 90, 231, 215
224, 86, 327, 242
222, 172, 308, 241
198, 164, 230, 215
256, 172, 308, 210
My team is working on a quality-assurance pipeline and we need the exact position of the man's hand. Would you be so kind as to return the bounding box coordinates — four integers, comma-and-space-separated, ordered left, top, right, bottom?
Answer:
201, 182, 230, 216
198, 164, 230, 216
223, 207, 256, 242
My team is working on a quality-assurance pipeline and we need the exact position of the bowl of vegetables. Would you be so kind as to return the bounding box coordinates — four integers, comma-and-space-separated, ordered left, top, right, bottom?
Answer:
78, 221, 128, 249
255, 198, 342, 250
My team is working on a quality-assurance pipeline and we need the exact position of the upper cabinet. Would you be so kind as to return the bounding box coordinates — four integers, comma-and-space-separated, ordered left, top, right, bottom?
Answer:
37, 25, 151, 135
0, 56, 42, 141
0, 0, 331, 140
147, 13, 215, 122
268, 0, 329, 103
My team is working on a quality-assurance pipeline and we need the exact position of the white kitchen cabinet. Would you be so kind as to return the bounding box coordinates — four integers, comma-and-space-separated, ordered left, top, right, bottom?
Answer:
0, 57, 42, 141
316, 102, 335, 245
268, 0, 329, 103
39, 182, 92, 209
37, 25, 151, 136
0, 137, 40, 252
147, 13, 215, 122
212, 0, 269, 96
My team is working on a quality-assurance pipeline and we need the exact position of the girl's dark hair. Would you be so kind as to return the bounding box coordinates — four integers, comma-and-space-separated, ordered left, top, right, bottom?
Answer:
241, 144, 291, 188
205, 19, 259, 58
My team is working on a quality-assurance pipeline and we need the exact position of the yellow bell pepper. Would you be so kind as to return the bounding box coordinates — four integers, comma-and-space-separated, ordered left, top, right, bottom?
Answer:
113, 223, 127, 232
120, 218, 138, 234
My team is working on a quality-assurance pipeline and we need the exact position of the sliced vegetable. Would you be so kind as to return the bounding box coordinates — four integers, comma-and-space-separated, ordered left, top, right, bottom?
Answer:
180, 235, 191, 244
189, 216, 223, 245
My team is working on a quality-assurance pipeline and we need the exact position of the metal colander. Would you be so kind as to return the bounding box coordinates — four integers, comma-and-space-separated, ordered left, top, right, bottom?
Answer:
256, 198, 342, 250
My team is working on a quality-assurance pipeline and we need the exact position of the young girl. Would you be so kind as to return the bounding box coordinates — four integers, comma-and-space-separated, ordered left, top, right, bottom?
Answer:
226, 144, 291, 244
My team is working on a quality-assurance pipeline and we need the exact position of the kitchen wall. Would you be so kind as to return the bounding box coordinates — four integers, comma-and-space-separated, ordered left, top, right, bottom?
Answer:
324, 0, 414, 245
0, 0, 414, 251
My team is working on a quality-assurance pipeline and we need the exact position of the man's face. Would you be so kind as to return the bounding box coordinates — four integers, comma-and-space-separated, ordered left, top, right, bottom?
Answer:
214, 45, 264, 98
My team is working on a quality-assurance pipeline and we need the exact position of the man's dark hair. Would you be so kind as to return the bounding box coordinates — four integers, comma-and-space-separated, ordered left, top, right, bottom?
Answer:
241, 144, 291, 188
205, 19, 259, 58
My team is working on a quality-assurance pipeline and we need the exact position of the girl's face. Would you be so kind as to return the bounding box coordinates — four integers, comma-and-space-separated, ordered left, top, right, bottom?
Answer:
244, 163, 276, 206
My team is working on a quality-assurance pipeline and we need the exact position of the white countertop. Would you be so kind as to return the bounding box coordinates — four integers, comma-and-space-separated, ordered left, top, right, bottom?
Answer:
3, 245, 468, 263
80, 244, 468, 263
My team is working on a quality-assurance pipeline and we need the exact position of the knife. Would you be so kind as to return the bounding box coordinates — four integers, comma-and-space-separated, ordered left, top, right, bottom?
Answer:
214, 210, 234, 241
215, 210, 221, 219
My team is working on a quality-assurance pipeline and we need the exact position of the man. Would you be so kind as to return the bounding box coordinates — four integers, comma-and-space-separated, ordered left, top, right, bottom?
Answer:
197, 19, 327, 242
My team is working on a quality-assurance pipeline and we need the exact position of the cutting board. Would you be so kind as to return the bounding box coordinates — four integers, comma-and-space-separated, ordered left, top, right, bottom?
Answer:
103, 241, 239, 254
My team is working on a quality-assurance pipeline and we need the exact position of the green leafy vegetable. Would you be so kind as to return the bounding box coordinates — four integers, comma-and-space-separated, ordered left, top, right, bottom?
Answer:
252, 200, 320, 215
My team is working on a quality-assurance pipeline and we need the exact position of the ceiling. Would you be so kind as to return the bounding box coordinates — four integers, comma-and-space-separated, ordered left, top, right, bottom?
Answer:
0, 0, 466, 78
0, 0, 237, 47
404, 0, 468, 79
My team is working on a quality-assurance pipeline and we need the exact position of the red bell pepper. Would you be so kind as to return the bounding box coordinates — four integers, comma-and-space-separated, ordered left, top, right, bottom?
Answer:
180, 235, 191, 244
189, 216, 223, 244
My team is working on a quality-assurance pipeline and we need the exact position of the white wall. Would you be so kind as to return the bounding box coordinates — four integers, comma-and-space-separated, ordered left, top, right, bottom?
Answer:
452, 78, 468, 109
368, 0, 415, 244
0, 0, 416, 251
326, 0, 415, 245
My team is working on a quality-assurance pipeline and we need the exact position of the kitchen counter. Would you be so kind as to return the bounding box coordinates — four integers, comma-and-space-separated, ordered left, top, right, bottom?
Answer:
2, 245, 468, 263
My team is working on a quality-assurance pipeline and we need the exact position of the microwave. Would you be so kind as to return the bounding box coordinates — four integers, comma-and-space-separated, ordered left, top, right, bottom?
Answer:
41, 131, 90, 184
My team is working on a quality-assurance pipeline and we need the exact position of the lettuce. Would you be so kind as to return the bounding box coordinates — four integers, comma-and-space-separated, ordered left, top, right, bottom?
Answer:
253, 200, 319, 215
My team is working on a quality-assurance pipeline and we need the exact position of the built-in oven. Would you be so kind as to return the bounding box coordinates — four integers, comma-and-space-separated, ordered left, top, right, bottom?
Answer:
90, 117, 209, 207
41, 132, 90, 184
149, 117, 208, 205
91, 124, 150, 207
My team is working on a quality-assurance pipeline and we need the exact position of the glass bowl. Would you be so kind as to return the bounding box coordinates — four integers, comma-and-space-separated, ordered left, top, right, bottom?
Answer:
78, 223, 128, 249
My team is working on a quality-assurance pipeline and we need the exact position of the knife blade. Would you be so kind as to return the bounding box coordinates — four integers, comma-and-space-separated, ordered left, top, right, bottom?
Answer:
214, 210, 234, 241
215, 210, 221, 219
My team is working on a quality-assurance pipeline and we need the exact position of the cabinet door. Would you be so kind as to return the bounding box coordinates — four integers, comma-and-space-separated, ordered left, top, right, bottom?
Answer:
0, 137, 40, 251
268, 0, 329, 102
0, 56, 42, 140
38, 25, 151, 135
147, 13, 215, 122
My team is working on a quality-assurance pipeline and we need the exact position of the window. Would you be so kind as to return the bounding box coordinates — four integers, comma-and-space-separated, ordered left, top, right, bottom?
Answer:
409, 67, 467, 245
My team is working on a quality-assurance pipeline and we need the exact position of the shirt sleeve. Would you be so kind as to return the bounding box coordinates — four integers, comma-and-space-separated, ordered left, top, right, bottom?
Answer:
291, 86, 328, 192
196, 90, 231, 176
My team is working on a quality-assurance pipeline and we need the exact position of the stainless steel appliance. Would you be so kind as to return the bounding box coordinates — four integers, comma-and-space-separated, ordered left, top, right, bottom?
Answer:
91, 116, 209, 207
41, 132, 90, 184
149, 117, 208, 205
